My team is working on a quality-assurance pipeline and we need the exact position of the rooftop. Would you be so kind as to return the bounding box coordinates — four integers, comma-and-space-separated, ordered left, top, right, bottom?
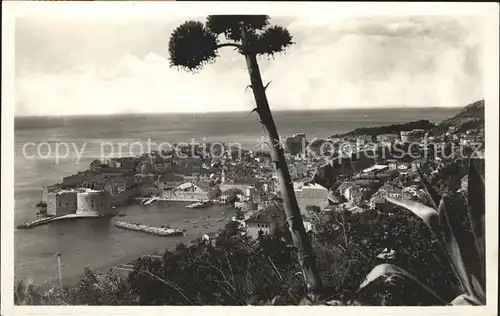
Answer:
294, 183, 328, 191
362, 164, 389, 173
245, 204, 285, 223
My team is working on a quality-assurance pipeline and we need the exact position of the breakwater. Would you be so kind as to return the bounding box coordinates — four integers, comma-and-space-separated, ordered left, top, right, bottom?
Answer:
185, 200, 213, 209
114, 221, 185, 237
17, 212, 103, 229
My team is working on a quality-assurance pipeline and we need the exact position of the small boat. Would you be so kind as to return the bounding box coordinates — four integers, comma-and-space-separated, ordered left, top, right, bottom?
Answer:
118, 214, 126, 217
143, 197, 158, 205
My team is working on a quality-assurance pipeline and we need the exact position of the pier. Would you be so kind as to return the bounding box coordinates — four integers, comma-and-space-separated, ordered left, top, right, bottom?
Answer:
138, 196, 209, 203
185, 200, 213, 209
114, 221, 185, 237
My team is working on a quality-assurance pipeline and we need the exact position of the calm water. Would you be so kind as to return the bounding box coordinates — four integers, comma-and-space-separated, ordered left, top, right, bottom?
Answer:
13, 108, 459, 286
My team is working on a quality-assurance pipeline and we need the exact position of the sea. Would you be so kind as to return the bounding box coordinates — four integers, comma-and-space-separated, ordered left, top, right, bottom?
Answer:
13, 107, 460, 288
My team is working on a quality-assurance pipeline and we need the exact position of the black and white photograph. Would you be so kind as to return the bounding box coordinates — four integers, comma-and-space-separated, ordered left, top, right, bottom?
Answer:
1, 1, 498, 314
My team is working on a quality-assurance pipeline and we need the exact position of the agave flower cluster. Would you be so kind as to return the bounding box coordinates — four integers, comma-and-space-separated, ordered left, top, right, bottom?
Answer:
168, 15, 294, 72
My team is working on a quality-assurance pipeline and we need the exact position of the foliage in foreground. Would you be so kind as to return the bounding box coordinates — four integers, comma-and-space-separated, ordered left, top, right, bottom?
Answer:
358, 158, 485, 306
15, 268, 135, 305
16, 194, 469, 306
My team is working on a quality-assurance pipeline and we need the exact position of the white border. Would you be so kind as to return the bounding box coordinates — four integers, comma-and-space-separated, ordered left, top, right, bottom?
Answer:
2, 2, 499, 316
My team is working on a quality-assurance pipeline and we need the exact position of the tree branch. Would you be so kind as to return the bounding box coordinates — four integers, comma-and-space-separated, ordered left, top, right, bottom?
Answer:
216, 43, 241, 49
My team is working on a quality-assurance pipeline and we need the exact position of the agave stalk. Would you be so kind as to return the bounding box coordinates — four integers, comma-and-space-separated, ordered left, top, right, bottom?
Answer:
168, 15, 321, 294
359, 158, 486, 305
239, 27, 321, 294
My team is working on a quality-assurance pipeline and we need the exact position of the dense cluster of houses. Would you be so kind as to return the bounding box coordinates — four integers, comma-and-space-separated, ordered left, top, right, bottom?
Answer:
40, 126, 484, 239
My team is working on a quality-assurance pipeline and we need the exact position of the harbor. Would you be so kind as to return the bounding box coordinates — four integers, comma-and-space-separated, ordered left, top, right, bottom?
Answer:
15, 201, 236, 289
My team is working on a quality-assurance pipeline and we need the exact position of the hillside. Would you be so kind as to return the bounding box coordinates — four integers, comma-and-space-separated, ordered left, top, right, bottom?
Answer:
434, 99, 485, 134
331, 119, 436, 139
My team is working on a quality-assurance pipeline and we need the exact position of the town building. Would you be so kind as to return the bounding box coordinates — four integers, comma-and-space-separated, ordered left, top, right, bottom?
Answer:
134, 174, 159, 196
106, 157, 137, 171
237, 201, 259, 212
357, 135, 374, 148
379, 184, 403, 199
244, 207, 285, 239
76, 189, 112, 216
294, 182, 330, 214
219, 194, 229, 204
397, 163, 409, 172
342, 185, 370, 204
103, 176, 138, 205
386, 159, 398, 170
376, 134, 400, 143
285, 133, 306, 155
161, 182, 209, 201
411, 161, 422, 172
46, 190, 78, 216
219, 183, 250, 193
42, 184, 60, 202
400, 129, 426, 144
246, 186, 256, 201
60, 171, 97, 189
369, 190, 386, 210
103, 174, 135, 194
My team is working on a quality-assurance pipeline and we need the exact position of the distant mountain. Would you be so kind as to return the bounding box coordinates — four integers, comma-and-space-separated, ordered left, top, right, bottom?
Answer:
434, 100, 485, 134
331, 119, 436, 139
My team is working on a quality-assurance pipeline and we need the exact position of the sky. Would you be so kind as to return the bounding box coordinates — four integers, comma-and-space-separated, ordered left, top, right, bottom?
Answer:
14, 14, 484, 116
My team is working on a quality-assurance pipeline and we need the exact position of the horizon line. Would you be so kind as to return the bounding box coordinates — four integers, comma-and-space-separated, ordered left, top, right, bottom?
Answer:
14, 105, 464, 119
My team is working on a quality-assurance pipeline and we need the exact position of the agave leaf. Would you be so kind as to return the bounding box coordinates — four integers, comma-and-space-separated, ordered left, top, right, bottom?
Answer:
386, 196, 470, 295
416, 167, 441, 209
358, 264, 448, 305
466, 158, 485, 287
386, 197, 440, 234
450, 293, 482, 306
438, 195, 485, 303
